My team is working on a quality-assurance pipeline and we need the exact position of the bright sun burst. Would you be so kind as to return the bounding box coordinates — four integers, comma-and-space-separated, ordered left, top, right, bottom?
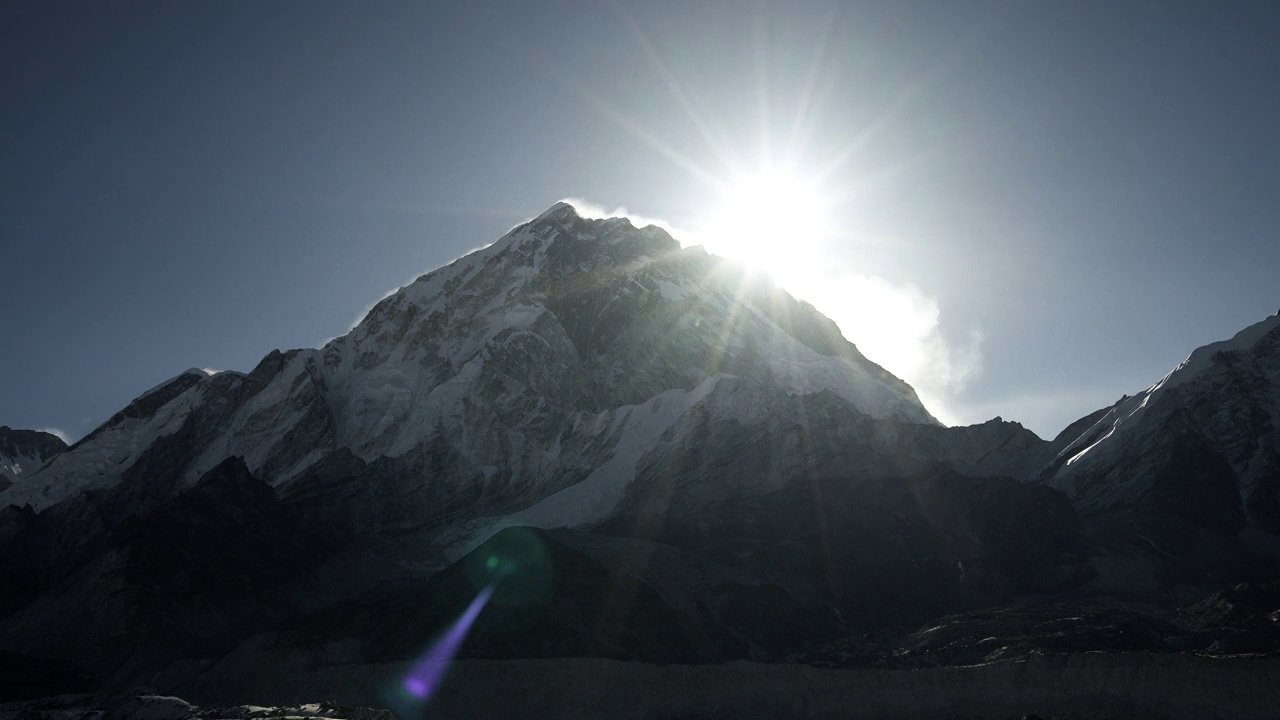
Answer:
700, 168, 829, 283
556, 6, 984, 427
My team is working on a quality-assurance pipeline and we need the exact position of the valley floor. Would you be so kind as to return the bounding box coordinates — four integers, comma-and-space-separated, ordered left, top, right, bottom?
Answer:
41, 653, 1272, 720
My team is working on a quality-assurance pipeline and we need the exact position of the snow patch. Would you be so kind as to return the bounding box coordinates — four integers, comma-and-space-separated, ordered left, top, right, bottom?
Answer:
0, 450, 48, 481
510, 375, 724, 530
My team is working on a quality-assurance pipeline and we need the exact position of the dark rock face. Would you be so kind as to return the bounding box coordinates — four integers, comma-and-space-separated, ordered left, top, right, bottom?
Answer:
0, 427, 66, 462
0, 448, 1092, 700
0, 458, 324, 691
605, 464, 1087, 627
274, 526, 829, 666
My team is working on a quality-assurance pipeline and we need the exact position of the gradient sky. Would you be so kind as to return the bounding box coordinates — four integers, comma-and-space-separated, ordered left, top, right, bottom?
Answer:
3, 0, 1278, 441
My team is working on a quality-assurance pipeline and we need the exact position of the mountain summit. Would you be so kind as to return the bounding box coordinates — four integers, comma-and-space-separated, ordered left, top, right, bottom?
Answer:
3, 203, 934, 520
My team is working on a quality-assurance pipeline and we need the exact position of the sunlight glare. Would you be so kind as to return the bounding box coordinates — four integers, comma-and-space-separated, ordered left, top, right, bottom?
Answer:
700, 169, 828, 282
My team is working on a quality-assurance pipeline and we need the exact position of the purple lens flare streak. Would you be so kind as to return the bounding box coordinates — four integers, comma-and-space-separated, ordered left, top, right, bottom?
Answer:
402, 584, 495, 701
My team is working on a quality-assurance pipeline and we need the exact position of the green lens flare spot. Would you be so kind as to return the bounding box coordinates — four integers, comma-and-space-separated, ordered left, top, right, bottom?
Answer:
467, 526, 553, 608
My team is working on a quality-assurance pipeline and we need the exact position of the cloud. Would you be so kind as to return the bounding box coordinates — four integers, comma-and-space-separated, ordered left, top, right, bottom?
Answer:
783, 274, 984, 426
561, 197, 694, 239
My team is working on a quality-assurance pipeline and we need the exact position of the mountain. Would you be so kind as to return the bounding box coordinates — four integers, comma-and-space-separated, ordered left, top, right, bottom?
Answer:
0, 202, 1277, 718
1033, 312, 1280, 582
2, 203, 934, 524
0, 427, 65, 491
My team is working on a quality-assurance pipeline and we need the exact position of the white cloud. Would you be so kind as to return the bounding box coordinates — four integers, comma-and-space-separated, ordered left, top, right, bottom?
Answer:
777, 273, 983, 427
561, 197, 693, 239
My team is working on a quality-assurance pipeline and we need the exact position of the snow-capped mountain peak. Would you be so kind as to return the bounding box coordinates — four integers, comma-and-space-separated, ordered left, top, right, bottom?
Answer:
2, 202, 935, 515
1054, 311, 1280, 474
1040, 309, 1280, 531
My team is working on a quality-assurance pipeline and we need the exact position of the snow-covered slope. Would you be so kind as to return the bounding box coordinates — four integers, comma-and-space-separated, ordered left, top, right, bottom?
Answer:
2, 202, 936, 516
1038, 311, 1280, 531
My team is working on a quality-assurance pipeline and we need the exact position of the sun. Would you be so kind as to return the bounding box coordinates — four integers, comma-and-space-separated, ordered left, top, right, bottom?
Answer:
699, 168, 829, 283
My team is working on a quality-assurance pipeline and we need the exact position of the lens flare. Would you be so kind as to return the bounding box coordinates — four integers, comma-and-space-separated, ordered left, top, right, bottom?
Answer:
400, 584, 495, 702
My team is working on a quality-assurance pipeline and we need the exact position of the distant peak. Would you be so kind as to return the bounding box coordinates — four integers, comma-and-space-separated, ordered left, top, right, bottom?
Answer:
532, 201, 583, 223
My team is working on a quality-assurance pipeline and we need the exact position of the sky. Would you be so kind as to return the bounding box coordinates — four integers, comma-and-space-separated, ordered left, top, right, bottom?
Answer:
3, 0, 1278, 442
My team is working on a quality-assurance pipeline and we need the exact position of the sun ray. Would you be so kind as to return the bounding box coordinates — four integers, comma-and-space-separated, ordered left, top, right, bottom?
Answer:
813, 83, 921, 186
784, 2, 842, 165
821, 154, 925, 209
611, 1, 746, 179
814, 16, 994, 187
569, 82, 728, 193
703, 262, 759, 381
752, 3, 774, 167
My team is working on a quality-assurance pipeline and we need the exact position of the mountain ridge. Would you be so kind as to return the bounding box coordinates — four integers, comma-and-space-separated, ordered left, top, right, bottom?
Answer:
1, 202, 1277, 710
1, 202, 937, 517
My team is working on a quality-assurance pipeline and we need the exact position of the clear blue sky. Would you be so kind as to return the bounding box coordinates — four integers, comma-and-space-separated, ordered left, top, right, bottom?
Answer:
3, 0, 1278, 441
